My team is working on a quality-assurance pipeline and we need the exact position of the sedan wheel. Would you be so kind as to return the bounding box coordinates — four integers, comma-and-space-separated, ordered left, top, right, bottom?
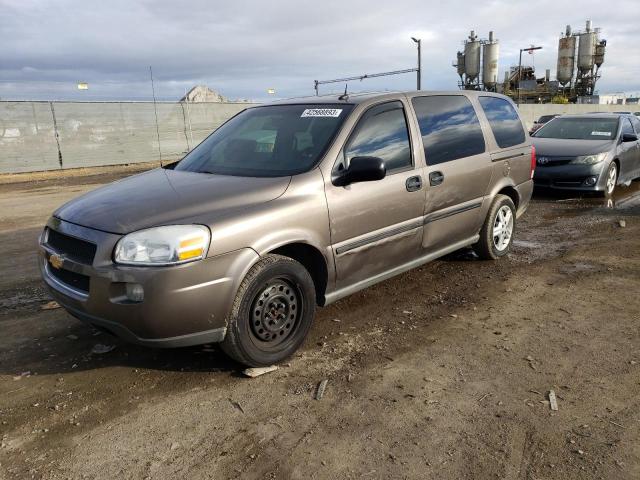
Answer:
605, 163, 617, 196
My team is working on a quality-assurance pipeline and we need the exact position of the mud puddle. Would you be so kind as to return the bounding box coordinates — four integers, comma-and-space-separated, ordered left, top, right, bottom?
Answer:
534, 180, 640, 216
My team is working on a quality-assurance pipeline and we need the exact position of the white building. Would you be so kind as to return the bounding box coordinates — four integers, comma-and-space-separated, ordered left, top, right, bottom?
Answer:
584, 92, 640, 105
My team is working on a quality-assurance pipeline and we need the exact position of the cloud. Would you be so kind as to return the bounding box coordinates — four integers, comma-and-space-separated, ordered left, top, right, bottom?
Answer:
0, 0, 638, 101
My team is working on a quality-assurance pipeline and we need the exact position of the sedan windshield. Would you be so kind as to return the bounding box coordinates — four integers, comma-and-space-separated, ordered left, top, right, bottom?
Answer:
175, 104, 353, 177
534, 117, 619, 140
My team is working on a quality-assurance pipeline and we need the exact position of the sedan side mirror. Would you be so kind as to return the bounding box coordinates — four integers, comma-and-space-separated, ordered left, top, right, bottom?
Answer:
622, 133, 638, 142
333, 156, 386, 187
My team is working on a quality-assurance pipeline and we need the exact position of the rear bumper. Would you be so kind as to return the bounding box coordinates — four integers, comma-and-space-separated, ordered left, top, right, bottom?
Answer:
533, 162, 608, 191
39, 218, 258, 348
514, 179, 534, 218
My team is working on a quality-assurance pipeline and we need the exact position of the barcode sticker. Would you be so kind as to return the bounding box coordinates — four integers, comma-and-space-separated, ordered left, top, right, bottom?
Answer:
301, 108, 342, 118
591, 131, 611, 136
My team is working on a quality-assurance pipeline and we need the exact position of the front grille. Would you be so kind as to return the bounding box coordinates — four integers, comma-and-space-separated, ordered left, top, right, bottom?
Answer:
48, 265, 90, 294
46, 228, 97, 265
537, 156, 574, 167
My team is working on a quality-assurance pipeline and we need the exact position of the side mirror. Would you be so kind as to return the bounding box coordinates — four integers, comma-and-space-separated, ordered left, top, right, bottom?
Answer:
622, 133, 638, 142
333, 156, 386, 187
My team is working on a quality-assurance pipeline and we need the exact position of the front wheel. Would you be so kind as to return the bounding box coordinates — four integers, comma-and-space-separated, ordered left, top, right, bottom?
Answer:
604, 162, 618, 197
221, 254, 316, 367
473, 194, 516, 260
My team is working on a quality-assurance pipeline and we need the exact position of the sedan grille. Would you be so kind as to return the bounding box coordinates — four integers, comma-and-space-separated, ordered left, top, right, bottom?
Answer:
536, 156, 574, 167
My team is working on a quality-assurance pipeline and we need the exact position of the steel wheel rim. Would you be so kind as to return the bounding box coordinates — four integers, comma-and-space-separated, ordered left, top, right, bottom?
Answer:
606, 165, 617, 195
492, 205, 514, 252
250, 278, 302, 347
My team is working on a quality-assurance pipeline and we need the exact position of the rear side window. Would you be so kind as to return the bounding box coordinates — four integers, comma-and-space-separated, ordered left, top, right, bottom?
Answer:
631, 116, 640, 134
411, 95, 485, 165
479, 96, 526, 148
344, 101, 412, 173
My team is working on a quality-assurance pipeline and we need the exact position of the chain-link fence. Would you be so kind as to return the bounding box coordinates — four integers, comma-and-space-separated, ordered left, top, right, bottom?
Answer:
0, 101, 254, 174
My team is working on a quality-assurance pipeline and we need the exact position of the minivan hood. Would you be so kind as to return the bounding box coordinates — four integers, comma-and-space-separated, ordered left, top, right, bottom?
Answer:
54, 168, 291, 234
532, 137, 614, 157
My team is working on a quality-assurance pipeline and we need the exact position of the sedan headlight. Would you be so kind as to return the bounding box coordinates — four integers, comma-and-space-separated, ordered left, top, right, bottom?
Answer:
571, 153, 607, 165
114, 225, 210, 266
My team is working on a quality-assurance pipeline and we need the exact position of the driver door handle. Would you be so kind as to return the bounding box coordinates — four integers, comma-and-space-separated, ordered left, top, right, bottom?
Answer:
429, 171, 445, 186
405, 175, 422, 192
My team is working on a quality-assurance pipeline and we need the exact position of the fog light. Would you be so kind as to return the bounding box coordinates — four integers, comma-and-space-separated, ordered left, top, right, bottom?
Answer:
584, 176, 597, 186
125, 283, 144, 302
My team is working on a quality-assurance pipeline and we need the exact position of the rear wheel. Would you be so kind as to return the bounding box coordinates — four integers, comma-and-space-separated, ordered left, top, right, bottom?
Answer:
221, 254, 316, 367
473, 195, 516, 260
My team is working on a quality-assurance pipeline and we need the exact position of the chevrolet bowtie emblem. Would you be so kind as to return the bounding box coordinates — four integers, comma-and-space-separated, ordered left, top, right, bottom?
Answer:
49, 253, 64, 269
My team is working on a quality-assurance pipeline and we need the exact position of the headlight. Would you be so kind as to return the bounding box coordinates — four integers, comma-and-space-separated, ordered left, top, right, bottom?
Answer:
571, 153, 607, 165
114, 225, 210, 266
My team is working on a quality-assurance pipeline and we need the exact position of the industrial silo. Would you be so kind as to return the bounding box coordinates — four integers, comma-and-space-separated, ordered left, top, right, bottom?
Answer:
464, 31, 481, 82
556, 25, 576, 86
456, 51, 466, 78
482, 31, 499, 90
595, 41, 606, 68
577, 20, 597, 75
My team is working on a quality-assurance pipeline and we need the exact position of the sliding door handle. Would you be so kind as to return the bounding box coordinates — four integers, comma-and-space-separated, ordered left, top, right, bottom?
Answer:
429, 171, 444, 186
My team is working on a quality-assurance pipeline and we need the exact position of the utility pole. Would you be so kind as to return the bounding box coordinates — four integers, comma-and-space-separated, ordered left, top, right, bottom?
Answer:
412, 37, 422, 90
517, 46, 542, 105
149, 66, 162, 165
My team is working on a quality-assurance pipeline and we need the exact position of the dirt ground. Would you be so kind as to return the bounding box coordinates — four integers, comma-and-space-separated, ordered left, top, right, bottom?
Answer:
0, 169, 639, 480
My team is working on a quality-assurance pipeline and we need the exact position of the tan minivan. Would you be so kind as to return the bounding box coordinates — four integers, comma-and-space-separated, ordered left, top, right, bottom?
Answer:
40, 91, 534, 366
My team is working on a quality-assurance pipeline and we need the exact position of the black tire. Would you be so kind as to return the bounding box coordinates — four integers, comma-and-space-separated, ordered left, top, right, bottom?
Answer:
473, 194, 516, 260
603, 161, 618, 197
221, 254, 316, 367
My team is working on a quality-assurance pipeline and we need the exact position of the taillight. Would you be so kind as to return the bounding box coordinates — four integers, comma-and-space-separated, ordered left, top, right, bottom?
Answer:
530, 145, 536, 179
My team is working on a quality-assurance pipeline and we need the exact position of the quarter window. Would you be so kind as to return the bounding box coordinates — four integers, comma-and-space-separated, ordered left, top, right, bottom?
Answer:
621, 118, 634, 136
411, 95, 485, 165
343, 101, 412, 173
479, 96, 526, 148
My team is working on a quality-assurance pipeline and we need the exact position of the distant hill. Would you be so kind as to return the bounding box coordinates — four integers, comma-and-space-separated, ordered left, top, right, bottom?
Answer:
180, 85, 251, 103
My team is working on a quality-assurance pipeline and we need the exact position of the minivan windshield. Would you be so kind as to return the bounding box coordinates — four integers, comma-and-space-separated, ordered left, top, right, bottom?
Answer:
534, 117, 619, 140
175, 104, 353, 177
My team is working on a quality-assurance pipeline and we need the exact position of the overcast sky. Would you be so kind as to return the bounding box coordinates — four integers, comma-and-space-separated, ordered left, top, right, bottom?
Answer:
1, 0, 639, 102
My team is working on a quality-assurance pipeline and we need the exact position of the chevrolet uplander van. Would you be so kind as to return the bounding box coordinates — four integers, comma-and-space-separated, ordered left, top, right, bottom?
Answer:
40, 91, 534, 366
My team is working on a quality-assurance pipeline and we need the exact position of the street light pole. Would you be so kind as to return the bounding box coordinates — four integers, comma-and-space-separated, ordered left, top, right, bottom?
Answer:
411, 37, 422, 90
517, 49, 523, 105
517, 46, 542, 106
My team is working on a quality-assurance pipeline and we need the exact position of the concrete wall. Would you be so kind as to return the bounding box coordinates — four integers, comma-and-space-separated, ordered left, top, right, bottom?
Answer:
518, 104, 638, 130
0, 101, 254, 174
1, 100, 637, 174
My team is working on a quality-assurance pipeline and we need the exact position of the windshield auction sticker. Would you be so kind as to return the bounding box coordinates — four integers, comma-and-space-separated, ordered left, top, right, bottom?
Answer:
591, 131, 612, 136
301, 108, 343, 118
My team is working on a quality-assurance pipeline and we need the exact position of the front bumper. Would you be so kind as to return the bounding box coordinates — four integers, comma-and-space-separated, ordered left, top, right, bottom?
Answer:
39, 218, 258, 348
533, 162, 608, 191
